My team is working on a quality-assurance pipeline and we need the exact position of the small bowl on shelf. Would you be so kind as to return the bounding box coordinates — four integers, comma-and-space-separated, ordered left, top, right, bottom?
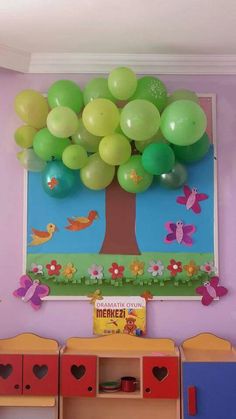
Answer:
100, 381, 121, 393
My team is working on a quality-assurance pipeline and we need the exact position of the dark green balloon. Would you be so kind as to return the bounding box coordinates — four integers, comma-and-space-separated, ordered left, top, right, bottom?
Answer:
131, 76, 168, 112
158, 162, 187, 189
172, 132, 210, 163
42, 161, 77, 198
142, 143, 175, 175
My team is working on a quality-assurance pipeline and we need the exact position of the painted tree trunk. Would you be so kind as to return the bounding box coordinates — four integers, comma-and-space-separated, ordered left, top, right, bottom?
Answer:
100, 178, 140, 255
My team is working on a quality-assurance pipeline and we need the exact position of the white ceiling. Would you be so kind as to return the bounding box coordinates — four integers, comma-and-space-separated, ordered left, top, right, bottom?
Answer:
0, 0, 236, 73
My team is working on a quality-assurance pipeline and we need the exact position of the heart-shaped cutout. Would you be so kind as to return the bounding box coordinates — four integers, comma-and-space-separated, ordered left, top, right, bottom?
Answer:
71, 364, 86, 380
33, 364, 48, 380
152, 366, 168, 382
0, 364, 13, 379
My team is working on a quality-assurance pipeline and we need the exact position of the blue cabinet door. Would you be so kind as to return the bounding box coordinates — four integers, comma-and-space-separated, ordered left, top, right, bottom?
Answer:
183, 362, 236, 419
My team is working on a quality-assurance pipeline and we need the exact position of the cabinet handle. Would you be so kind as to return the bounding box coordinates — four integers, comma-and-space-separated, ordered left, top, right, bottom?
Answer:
188, 386, 197, 416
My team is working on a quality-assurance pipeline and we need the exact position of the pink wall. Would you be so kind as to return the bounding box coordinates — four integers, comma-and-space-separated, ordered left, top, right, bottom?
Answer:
0, 71, 236, 345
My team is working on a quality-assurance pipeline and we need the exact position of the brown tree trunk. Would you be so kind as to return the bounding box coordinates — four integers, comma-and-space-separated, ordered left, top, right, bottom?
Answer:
100, 178, 140, 255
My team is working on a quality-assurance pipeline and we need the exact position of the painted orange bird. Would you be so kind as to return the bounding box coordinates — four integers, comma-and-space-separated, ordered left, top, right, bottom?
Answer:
28, 223, 58, 246
65, 210, 98, 231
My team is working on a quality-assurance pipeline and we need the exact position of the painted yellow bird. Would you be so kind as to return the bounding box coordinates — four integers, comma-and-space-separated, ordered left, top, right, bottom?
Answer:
28, 223, 58, 246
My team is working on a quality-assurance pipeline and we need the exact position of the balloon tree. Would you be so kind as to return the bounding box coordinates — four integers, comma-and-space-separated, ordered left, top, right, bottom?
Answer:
14, 68, 210, 198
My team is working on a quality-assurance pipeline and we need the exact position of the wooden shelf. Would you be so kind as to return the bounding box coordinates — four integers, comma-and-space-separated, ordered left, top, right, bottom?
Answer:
97, 390, 141, 399
0, 396, 56, 407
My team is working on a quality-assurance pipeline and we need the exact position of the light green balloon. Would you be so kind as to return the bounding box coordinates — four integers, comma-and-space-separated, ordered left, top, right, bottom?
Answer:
167, 89, 199, 105
33, 128, 70, 161
160, 100, 207, 146
83, 78, 116, 105
72, 118, 101, 152
17, 149, 46, 172
108, 67, 137, 100
48, 80, 84, 113
14, 125, 37, 149
80, 153, 115, 190
62, 144, 88, 170
99, 134, 131, 166
82, 99, 120, 137
47, 106, 79, 138
120, 99, 161, 141
117, 155, 153, 193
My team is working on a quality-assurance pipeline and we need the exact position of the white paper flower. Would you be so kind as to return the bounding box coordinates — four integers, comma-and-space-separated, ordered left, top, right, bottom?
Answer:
200, 261, 216, 275
30, 263, 43, 275
88, 264, 103, 280
147, 260, 164, 277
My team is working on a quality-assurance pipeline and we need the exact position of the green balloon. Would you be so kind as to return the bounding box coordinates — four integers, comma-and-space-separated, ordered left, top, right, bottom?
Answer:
14, 125, 37, 149
83, 78, 116, 105
72, 118, 101, 152
17, 149, 46, 172
99, 133, 131, 166
120, 100, 160, 141
161, 100, 207, 146
172, 132, 210, 163
142, 143, 175, 175
117, 155, 153, 193
80, 153, 115, 190
47, 106, 79, 138
62, 144, 88, 170
131, 76, 167, 112
33, 128, 70, 161
108, 67, 137, 100
167, 89, 199, 105
135, 130, 168, 153
158, 162, 187, 189
48, 80, 83, 113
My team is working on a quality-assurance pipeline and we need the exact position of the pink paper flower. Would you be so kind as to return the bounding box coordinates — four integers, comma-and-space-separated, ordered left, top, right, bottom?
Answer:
200, 261, 216, 275
88, 264, 103, 280
30, 263, 43, 275
147, 260, 164, 277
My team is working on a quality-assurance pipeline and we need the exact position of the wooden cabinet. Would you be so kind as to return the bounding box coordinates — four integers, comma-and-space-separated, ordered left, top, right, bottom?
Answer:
181, 333, 236, 419
0, 333, 59, 419
60, 334, 180, 419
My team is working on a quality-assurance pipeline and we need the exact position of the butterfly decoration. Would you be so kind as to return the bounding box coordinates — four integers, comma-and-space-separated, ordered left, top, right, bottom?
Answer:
87, 289, 103, 304
164, 220, 196, 246
47, 177, 59, 190
129, 169, 143, 184
13, 275, 49, 310
141, 291, 153, 301
176, 185, 208, 214
196, 276, 228, 306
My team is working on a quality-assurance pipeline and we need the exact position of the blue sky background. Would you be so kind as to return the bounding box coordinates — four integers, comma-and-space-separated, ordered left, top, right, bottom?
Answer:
27, 146, 214, 255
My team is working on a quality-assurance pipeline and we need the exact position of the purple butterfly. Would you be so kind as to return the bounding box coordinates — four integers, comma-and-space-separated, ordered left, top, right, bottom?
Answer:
164, 220, 196, 246
196, 276, 228, 306
177, 185, 208, 214
13, 275, 49, 310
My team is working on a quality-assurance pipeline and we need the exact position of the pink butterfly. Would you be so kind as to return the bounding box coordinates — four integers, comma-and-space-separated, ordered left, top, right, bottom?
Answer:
164, 220, 196, 246
13, 275, 49, 310
177, 185, 208, 214
196, 276, 228, 306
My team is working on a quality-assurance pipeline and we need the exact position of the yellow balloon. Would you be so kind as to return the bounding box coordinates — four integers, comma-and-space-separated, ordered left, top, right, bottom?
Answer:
14, 125, 37, 149
99, 134, 131, 165
82, 99, 119, 137
14, 89, 49, 129
80, 153, 115, 190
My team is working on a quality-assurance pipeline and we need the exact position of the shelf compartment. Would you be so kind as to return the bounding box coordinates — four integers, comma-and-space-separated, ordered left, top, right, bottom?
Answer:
98, 357, 141, 394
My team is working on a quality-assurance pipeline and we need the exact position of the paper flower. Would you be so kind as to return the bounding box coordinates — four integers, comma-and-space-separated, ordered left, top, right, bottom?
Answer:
108, 263, 125, 279
130, 260, 145, 276
200, 261, 216, 275
62, 263, 77, 280
147, 260, 164, 277
167, 259, 182, 277
30, 263, 43, 275
183, 260, 199, 277
88, 264, 103, 280
46, 260, 62, 276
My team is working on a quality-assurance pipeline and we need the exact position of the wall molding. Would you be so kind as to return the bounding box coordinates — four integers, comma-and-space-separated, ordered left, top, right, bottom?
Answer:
0, 44, 31, 73
1, 48, 236, 74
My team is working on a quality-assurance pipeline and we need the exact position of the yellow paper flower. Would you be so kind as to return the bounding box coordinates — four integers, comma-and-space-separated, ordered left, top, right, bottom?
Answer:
63, 263, 77, 280
183, 260, 199, 277
130, 260, 145, 276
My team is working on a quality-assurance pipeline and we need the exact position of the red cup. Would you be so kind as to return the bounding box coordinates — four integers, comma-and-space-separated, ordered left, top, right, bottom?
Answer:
121, 376, 138, 392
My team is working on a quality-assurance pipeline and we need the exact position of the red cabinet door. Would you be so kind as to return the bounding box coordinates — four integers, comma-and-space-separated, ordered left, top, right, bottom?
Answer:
0, 355, 22, 395
143, 356, 179, 399
23, 354, 58, 396
61, 355, 97, 397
